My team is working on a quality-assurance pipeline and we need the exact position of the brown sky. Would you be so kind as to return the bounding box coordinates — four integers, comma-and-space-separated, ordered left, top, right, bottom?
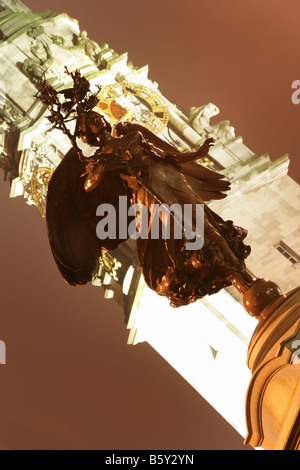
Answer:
0, 0, 299, 450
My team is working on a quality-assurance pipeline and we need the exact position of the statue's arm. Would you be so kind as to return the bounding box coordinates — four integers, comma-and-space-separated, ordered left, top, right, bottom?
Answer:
83, 152, 128, 192
173, 138, 215, 163
115, 121, 214, 164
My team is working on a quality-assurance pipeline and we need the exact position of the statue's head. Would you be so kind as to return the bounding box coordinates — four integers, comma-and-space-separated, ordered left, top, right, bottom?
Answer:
77, 111, 112, 146
79, 30, 88, 39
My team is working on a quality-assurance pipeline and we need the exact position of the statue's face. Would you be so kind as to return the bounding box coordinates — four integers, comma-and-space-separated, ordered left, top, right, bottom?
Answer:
77, 111, 108, 146
206, 103, 218, 118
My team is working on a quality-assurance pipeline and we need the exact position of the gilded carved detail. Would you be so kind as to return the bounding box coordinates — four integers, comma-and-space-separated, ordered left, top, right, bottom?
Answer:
20, 143, 56, 216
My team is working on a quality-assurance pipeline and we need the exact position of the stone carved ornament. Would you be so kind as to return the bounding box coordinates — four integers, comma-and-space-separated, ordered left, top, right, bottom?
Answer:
22, 25, 73, 84
21, 141, 55, 217
0, 117, 20, 183
72, 30, 101, 64
188, 103, 235, 144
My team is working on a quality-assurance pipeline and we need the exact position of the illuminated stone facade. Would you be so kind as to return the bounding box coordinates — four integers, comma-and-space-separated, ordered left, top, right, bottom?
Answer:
1, 0, 299, 442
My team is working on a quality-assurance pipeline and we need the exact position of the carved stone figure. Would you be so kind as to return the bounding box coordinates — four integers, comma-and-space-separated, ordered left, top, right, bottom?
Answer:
0, 127, 20, 183
189, 104, 235, 143
30, 39, 53, 66
27, 25, 44, 39
73, 30, 101, 63
0, 116, 9, 132
0, 100, 23, 124
210, 120, 235, 142
188, 103, 219, 134
22, 57, 47, 84
22, 31, 55, 84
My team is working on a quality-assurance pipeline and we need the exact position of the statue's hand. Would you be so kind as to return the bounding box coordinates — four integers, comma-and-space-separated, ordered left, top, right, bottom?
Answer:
102, 152, 129, 171
199, 138, 215, 156
83, 153, 128, 192
89, 150, 129, 169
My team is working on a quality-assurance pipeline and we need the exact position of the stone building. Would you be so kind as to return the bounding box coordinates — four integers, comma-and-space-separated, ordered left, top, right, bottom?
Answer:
0, 0, 299, 446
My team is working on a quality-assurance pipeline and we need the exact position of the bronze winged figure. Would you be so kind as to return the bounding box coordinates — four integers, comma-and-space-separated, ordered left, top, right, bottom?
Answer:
38, 69, 253, 309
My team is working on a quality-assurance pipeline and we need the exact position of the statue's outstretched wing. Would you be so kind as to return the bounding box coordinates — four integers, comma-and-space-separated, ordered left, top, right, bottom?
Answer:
46, 148, 129, 286
115, 121, 230, 201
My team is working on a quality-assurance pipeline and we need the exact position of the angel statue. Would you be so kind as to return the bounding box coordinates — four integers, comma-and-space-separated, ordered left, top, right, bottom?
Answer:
38, 69, 280, 316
